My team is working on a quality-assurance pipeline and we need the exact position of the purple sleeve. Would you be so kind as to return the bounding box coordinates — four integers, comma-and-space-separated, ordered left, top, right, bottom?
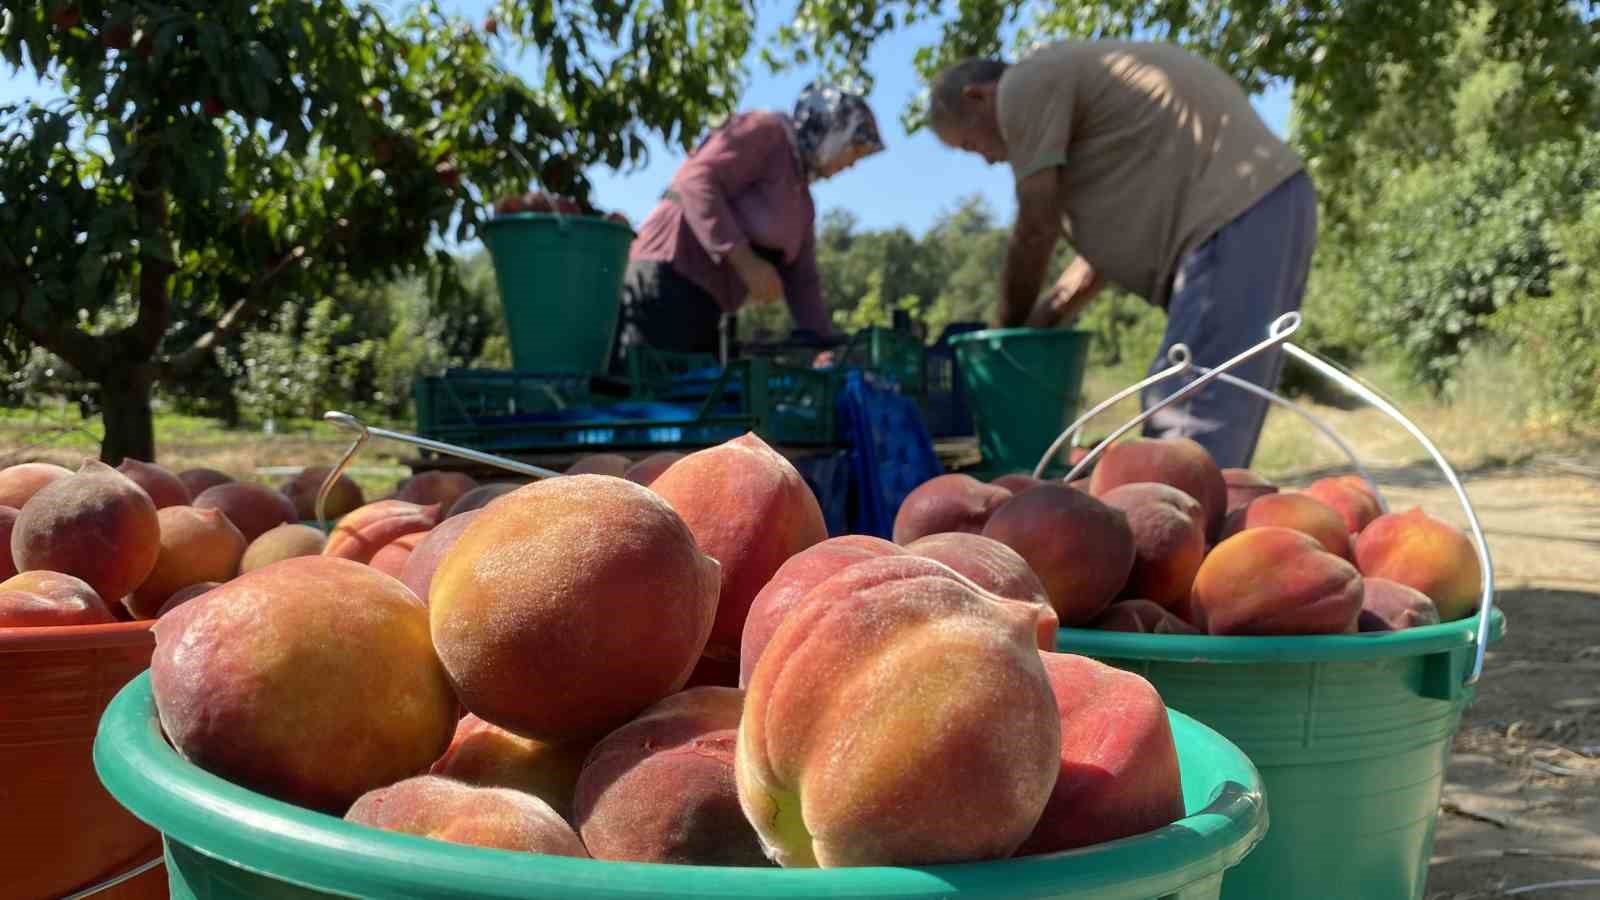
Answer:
782, 230, 833, 336
668, 113, 789, 263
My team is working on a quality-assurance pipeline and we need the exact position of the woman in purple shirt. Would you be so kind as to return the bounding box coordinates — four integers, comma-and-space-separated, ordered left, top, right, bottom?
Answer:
610, 83, 885, 372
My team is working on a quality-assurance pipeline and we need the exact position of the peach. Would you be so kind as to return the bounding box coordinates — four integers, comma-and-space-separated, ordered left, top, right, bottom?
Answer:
739, 534, 905, 686
1016, 652, 1185, 855
0, 461, 72, 509
241, 523, 327, 573
890, 473, 1012, 544
623, 451, 686, 486
1091, 598, 1201, 634
575, 687, 769, 865
392, 470, 478, 511
430, 476, 719, 743
1089, 437, 1228, 538
176, 467, 234, 498
1354, 507, 1482, 621
1305, 476, 1383, 536
193, 481, 299, 542
1190, 527, 1364, 635
0, 506, 16, 581
116, 458, 192, 509
429, 713, 592, 820
0, 571, 117, 627
736, 555, 1061, 867
369, 531, 428, 581
981, 484, 1135, 625
445, 481, 521, 518
1098, 482, 1207, 612
322, 499, 442, 565
345, 776, 588, 857
157, 581, 219, 617
280, 466, 365, 521
126, 506, 247, 619
151, 556, 458, 813
398, 510, 479, 604
990, 472, 1047, 494
905, 531, 1058, 648
11, 459, 161, 603
1358, 578, 1442, 632
651, 433, 827, 662
1222, 467, 1278, 515
565, 453, 631, 477
1224, 492, 1352, 559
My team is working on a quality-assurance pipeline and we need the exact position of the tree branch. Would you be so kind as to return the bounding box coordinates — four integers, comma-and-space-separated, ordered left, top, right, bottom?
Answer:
162, 243, 310, 377
111, 147, 175, 363
7, 274, 110, 380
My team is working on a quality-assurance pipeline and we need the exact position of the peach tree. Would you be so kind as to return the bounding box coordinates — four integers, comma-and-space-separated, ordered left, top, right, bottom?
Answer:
0, 0, 753, 463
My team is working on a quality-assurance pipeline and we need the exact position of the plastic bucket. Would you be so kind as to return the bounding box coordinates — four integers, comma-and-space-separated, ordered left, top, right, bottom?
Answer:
97, 671, 1266, 899
1056, 610, 1506, 900
947, 329, 1091, 477
481, 213, 634, 375
1, 621, 166, 899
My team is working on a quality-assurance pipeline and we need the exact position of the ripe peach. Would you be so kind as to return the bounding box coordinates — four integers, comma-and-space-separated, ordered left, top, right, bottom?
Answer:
565, 454, 631, 477
905, 531, 1058, 648
322, 499, 442, 565
1098, 482, 1207, 612
156, 581, 219, 617
176, 467, 234, 498
369, 531, 427, 581
651, 433, 827, 662
1222, 467, 1278, 515
623, 451, 686, 486
11, 459, 161, 604
115, 458, 192, 509
1091, 598, 1201, 634
1358, 578, 1442, 632
981, 484, 1135, 625
126, 506, 247, 619
1304, 475, 1383, 536
280, 466, 365, 521
1224, 492, 1352, 560
1089, 437, 1228, 538
398, 510, 479, 605
429, 713, 592, 820
193, 481, 299, 542
346, 776, 588, 856
1354, 507, 1481, 621
891, 473, 1012, 544
0, 571, 116, 627
990, 472, 1047, 494
0, 506, 16, 581
393, 470, 478, 511
241, 523, 327, 573
1190, 527, 1364, 635
445, 481, 520, 518
0, 461, 72, 509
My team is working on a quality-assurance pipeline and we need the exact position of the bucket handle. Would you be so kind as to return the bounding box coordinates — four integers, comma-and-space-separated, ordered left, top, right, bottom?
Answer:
59, 856, 164, 899
1031, 343, 1195, 479
312, 411, 563, 532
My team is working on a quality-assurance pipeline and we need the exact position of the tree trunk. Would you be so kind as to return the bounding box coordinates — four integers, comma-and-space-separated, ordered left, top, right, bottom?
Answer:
98, 367, 157, 465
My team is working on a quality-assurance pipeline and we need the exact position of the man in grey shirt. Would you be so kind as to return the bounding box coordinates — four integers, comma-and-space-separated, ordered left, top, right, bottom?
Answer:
930, 41, 1318, 470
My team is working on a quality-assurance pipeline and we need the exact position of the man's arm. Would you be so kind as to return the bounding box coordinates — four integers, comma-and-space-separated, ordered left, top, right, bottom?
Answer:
996, 168, 1062, 328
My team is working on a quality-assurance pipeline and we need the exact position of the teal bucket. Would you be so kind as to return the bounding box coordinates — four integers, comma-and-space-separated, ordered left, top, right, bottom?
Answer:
1056, 609, 1506, 900
947, 329, 1091, 478
481, 213, 634, 375
96, 672, 1266, 899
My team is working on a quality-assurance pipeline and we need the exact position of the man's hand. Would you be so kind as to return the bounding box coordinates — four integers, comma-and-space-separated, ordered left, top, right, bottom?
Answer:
1025, 256, 1103, 328
729, 244, 784, 305
997, 168, 1062, 328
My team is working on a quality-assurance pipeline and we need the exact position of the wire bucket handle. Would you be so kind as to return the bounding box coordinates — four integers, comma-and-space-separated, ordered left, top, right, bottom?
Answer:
1039, 312, 1496, 688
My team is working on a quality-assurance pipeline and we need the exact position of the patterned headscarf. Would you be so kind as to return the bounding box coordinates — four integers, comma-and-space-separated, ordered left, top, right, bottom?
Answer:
791, 82, 885, 180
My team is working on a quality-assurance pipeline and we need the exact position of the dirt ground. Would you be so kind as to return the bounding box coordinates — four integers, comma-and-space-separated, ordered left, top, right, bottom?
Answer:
1273, 458, 1600, 899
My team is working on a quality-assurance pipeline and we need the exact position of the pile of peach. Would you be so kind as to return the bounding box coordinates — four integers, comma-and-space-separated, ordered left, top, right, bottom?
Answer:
2, 438, 1193, 869
493, 189, 631, 228
893, 437, 1482, 636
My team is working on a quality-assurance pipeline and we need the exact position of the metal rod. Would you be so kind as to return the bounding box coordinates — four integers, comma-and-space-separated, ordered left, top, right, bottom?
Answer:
60, 857, 165, 900
1281, 343, 1496, 687
1031, 343, 1195, 480
1062, 312, 1304, 484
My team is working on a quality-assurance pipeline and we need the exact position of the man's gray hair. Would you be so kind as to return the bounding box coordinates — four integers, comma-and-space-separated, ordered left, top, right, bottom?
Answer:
929, 58, 1010, 130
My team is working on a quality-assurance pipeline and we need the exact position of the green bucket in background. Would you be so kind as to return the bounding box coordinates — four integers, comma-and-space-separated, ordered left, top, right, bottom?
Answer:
1056, 609, 1506, 900
948, 328, 1091, 478
481, 213, 634, 375
96, 672, 1267, 900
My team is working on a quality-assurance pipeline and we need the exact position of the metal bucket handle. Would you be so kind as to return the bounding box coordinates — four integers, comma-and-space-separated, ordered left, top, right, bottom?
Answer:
59, 857, 164, 899
311, 411, 563, 532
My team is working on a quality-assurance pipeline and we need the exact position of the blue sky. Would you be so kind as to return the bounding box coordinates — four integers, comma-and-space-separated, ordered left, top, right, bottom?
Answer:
1, 1, 1291, 237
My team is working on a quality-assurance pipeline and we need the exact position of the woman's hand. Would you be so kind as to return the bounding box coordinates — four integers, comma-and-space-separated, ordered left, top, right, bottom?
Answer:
729, 245, 785, 305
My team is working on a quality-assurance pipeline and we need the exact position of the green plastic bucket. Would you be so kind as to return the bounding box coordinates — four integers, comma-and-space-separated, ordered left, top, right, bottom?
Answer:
1056, 609, 1506, 900
481, 213, 634, 374
96, 672, 1265, 899
947, 329, 1091, 477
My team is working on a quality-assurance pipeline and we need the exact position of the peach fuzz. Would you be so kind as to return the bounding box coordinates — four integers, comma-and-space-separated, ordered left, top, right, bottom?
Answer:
1089, 437, 1228, 538
0, 571, 117, 627
905, 531, 1058, 647
280, 466, 365, 521
399, 510, 480, 605
241, 523, 328, 573
126, 506, 247, 619
429, 713, 592, 820
322, 499, 442, 565
151, 556, 458, 813
346, 776, 588, 857
193, 481, 299, 542
574, 687, 769, 866
429, 476, 720, 743
115, 458, 192, 509
891, 473, 1013, 544
1098, 482, 1207, 612
650, 433, 827, 662
1017, 652, 1185, 855
981, 483, 1135, 625
0, 462, 72, 509
1304, 475, 1384, 536
736, 554, 1060, 867
11, 459, 161, 604
1190, 526, 1364, 635
1354, 507, 1482, 621
369, 530, 428, 582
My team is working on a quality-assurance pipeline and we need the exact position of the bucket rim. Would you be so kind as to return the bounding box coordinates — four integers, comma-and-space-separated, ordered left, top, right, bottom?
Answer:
96, 672, 1267, 899
947, 327, 1094, 346
0, 618, 154, 653
481, 213, 636, 235
1056, 608, 1505, 664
